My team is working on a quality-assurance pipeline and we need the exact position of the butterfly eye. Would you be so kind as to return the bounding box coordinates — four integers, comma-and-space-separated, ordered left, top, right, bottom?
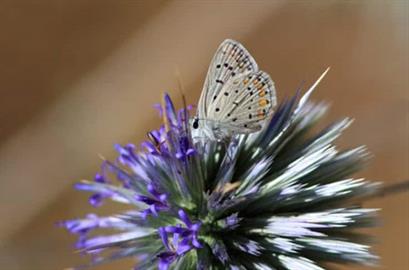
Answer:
192, 119, 199, 129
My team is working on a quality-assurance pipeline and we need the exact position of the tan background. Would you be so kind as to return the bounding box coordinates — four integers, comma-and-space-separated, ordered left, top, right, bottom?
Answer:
0, 1, 408, 269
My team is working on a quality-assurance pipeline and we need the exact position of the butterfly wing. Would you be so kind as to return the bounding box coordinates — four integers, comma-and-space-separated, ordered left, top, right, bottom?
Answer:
207, 70, 277, 133
197, 39, 259, 118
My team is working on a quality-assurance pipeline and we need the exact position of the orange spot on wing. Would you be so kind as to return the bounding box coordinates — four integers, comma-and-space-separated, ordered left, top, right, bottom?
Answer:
259, 99, 268, 106
257, 109, 266, 118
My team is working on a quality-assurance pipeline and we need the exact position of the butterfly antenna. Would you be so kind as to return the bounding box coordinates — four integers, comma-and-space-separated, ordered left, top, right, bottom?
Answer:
174, 65, 186, 94
174, 66, 191, 134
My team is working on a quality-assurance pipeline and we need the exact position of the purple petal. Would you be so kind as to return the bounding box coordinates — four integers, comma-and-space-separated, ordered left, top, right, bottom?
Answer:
94, 173, 105, 183
165, 226, 185, 234
134, 194, 157, 205
163, 94, 177, 124
74, 182, 98, 192
158, 227, 170, 250
114, 144, 127, 155
186, 148, 196, 156
190, 222, 201, 232
150, 204, 158, 217
158, 259, 170, 270
140, 209, 151, 220
141, 141, 157, 154
82, 231, 144, 250
159, 193, 168, 203
176, 239, 192, 255
178, 209, 192, 227
89, 193, 104, 207
147, 184, 162, 198
124, 143, 136, 150
159, 126, 166, 136
172, 227, 181, 247
158, 252, 176, 270
192, 235, 203, 249
175, 152, 184, 159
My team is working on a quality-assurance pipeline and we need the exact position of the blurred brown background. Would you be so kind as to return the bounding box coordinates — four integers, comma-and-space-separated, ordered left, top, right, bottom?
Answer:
0, 1, 407, 269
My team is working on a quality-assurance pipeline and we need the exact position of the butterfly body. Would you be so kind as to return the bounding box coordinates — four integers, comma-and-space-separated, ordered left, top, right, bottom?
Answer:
193, 39, 277, 141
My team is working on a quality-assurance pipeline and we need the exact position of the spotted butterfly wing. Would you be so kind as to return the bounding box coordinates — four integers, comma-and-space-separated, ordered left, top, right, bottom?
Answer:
195, 39, 276, 139
198, 39, 258, 118
207, 70, 276, 133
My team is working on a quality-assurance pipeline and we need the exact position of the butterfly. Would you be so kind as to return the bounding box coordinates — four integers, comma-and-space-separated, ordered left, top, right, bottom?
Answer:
192, 39, 277, 141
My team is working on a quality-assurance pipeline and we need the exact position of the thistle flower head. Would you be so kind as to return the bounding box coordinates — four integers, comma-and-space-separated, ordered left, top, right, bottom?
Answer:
61, 80, 379, 269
